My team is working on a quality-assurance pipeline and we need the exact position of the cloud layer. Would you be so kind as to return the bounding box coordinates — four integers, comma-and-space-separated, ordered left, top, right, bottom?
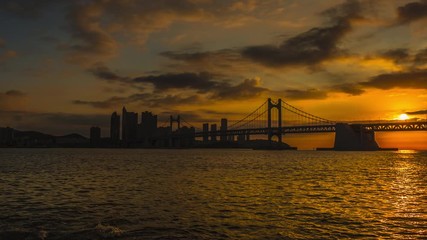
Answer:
397, 0, 427, 24
241, 0, 363, 67
362, 70, 427, 89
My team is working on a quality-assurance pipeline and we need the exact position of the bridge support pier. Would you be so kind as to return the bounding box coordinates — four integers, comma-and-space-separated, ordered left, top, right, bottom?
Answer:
334, 123, 379, 150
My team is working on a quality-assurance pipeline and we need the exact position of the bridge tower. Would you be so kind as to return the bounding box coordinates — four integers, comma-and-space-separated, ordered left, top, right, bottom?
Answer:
170, 115, 181, 130
267, 98, 282, 143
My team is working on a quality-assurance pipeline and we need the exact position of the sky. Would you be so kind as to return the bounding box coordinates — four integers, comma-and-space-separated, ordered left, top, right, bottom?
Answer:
0, 0, 426, 149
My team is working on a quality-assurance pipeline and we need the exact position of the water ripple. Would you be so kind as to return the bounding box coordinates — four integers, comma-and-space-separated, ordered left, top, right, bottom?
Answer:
0, 149, 426, 239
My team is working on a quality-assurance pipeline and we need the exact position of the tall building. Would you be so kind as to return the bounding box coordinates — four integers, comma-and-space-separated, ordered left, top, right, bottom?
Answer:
138, 111, 157, 144
122, 107, 127, 141
210, 124, 217, 142
110, 111, 120, 144
0, 127, 14, 145
202, 123, 209, 142
174, 126, 195, 147
122, 107, 138, 144
90, 126, 101, 145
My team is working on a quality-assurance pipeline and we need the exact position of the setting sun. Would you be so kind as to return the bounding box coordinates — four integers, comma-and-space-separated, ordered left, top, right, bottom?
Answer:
398, 113, 409, 121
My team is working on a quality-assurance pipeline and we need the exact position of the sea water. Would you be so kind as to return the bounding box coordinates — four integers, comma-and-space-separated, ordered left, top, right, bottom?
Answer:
0, 149, 426, 239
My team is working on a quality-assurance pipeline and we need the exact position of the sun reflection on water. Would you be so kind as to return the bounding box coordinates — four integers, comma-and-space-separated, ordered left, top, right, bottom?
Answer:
397, 149, 418, 154
384, 151, 426, 238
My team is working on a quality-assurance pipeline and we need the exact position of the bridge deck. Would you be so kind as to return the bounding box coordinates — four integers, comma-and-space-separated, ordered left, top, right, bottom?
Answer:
194, 121, 427, 136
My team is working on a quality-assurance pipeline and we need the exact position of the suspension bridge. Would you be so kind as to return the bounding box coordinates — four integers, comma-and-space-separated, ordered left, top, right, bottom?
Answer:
165, 98, 427, 150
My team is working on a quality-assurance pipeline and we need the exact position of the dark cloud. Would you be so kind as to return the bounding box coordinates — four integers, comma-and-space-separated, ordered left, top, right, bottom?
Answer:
89, 65, 227, 93
282, 89, 328, 100
371, 47, 427, 67
214, 78, 268, 100
146, 95, 202, 108
195, 109, 239, 117
369, 47, 427, 71
79, 70, 272, 108
159, 49, 244, 76
415, 48, 427, 65
397, 0, 427, 24
160, 51, 211, 62
73, 99, 118, 109
362, 70, 427, 89
89, 65, 129, 83
331, 83, 365, 95
4, 90, 25, 96
0, 90, 26, 111
380, 48, 410, 63
73, 93, 202, 109
89, 65, 369, 103
1, 0, 261, 65
0, 89, 26, 101
241, 25, 347, 67
73, 95, 136, 109
73, 96, 133, 109
406, 109, 427, 115
83, 62, 389, 104
88, 63, 271, 100
61, 0, 252, 65
241, 0, 363, 67
74, 77, 268, 108
0, 38, 5, 48
134, 72, 223, 92
160, 49, 239, 63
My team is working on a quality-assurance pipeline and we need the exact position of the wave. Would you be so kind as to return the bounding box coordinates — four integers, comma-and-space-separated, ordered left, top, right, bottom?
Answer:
95, 223, 124, 238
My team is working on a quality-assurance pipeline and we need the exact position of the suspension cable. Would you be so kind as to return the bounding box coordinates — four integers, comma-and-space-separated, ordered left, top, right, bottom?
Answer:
281, 101, 334, 123
229, 100, 268, 129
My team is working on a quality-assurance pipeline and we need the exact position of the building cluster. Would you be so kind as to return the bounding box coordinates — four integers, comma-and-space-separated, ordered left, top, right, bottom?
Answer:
1, 108, 251, 149
91, 107, 195, 148
0, 127, 14, 146
201, 118, 250, 144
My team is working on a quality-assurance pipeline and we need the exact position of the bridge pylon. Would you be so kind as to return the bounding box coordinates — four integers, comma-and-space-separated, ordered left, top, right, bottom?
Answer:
267, 98, 282, 143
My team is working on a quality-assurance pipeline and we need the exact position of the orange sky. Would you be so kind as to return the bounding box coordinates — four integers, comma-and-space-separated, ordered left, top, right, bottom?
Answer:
0, 0, 426, 149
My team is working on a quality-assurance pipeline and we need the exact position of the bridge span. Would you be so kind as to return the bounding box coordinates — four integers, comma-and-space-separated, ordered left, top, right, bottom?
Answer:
194, 121, 427, 137
172, 98, 426, 150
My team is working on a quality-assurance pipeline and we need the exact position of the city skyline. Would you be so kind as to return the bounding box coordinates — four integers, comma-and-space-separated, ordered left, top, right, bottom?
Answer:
1, 0, 427, 149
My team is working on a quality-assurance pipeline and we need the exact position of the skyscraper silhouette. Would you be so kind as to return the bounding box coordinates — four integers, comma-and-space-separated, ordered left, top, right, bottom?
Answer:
110, 112, 120, 144
210, 124, 217, 141
122, 107, 138, 144
138, 111, 158, 145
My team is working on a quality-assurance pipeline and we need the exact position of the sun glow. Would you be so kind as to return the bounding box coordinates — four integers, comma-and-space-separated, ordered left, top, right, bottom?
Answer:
398, 113, 409, 121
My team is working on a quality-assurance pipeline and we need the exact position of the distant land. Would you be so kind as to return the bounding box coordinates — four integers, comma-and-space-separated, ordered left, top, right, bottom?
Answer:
0, 127, 90, 148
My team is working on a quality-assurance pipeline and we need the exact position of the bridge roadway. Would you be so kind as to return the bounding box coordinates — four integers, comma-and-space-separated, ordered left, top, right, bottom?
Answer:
194, 121, 427, 137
